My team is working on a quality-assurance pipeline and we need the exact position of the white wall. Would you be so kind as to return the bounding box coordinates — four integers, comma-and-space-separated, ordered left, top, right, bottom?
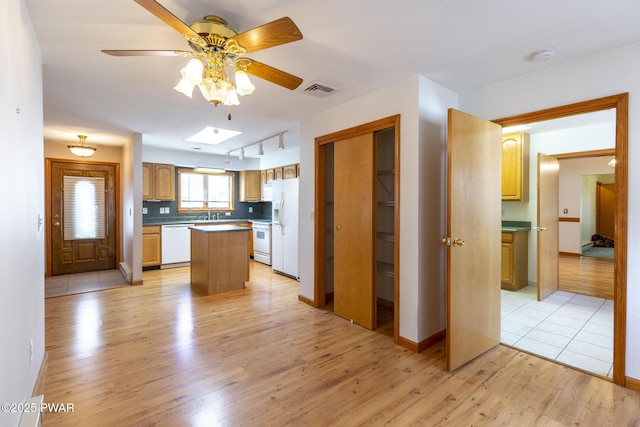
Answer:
299, 75, 457, 344
143, 144, 301, 171
0, 0, 45, 424
558, 157, 615, 253
461, 41, 640, 380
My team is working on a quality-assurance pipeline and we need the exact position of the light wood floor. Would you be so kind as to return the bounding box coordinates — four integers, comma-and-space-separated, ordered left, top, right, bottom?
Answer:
42, 261, 640, 426
559, 253, 614, 299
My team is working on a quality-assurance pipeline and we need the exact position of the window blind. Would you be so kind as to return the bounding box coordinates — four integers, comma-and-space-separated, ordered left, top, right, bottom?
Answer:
63, 176, 106, 240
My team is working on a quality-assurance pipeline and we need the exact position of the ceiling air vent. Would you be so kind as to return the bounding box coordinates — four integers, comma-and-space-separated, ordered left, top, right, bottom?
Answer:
301, 81, 339, 97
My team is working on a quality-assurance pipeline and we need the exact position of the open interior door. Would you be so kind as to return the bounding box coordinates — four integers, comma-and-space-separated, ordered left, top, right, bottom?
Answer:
537, 153, 560, 301
446, 109, 502, 371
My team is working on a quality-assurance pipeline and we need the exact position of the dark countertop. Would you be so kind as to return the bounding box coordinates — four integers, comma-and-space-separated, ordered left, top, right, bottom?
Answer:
501, 220, 531, 232
143, 218, 271, 226
189, 225, 251, 233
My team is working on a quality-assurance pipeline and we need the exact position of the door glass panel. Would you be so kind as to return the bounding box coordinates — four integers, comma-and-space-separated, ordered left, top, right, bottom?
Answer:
63, 176, 106, 240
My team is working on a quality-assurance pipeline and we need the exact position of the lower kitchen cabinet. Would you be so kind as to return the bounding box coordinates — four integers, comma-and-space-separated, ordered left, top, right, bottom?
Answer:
142, 226, 161, 267
501, 231, 528, 290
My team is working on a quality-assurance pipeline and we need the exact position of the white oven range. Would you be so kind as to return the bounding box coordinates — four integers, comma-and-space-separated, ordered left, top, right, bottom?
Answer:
252, 222, 272, 265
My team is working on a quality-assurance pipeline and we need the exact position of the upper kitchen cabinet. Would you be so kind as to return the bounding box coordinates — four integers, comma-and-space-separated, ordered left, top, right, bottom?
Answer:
239, 170, 262, 202
274, 167, 283, 180
283, 164, 297, 179
143, 163, 175, 201
502, 132, 529, 201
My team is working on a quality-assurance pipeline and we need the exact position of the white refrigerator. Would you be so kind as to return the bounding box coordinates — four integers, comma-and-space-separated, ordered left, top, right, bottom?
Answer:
271, 178, 299, 279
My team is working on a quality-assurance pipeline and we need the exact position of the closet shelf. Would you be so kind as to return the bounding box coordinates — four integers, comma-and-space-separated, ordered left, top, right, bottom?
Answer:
376, 261, 395, 278
377, 232, 394, 242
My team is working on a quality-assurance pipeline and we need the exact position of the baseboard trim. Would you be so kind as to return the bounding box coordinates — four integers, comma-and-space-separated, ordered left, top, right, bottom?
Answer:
626, 376, 640, 393
298, 294, 315, 306
131, 280, 143, 286
32, 351, 48, 397
559, 251, 581, 257
397, 329, 446, 353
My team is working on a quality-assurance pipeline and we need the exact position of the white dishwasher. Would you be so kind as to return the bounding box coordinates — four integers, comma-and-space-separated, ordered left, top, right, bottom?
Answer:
161, 224, 194, 267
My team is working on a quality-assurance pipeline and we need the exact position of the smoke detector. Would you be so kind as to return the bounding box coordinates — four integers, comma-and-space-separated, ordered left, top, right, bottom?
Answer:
531, 48, 556, 62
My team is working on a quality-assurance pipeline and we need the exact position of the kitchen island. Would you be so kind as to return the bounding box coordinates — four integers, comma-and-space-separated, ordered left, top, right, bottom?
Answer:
189, 225, 251, 295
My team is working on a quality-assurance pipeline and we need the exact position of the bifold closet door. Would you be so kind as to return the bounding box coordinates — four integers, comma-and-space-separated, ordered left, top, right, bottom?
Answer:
333, 133, 376, 329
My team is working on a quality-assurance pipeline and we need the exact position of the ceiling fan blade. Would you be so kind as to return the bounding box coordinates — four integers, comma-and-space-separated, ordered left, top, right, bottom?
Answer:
101, 50, 191, 57
134, 0, 205, 46
233, 17, 302, 54
246, 60, 303, 90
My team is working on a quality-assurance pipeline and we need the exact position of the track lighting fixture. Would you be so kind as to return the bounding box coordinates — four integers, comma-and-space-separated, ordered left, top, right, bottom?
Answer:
224, 152, 230, 164
223, 130, 287, 160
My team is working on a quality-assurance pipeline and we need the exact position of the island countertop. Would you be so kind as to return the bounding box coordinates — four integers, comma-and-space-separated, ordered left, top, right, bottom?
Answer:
189, 224, 250, 233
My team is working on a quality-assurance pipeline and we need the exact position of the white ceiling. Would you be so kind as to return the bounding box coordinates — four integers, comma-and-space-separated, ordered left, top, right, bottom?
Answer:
25, 0, 640, 158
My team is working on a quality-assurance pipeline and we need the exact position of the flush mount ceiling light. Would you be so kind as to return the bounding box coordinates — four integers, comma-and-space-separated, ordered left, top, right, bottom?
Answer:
531, 47, 556, 62
103, 3, 304, 110
67, 135, 97, 157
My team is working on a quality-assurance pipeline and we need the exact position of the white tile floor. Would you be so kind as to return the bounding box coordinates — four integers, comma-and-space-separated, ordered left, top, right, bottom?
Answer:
501, 285, 614, 378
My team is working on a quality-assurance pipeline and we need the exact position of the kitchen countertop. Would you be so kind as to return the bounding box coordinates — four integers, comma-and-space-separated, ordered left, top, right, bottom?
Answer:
501, 220, 531, 232
143, 218, 271, 226
189, 224, 251, 233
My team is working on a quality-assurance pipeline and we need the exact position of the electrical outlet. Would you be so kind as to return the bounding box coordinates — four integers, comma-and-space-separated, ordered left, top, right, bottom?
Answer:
249, 207, 253, 213
165, 207, 170, 214
143, 207, 148, 214
225, 212, 231, 216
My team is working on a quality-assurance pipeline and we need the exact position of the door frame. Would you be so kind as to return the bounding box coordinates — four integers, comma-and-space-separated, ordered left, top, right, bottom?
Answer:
313, 115, 401, 342
493, 93, 628, 386
45, 158, 121, 277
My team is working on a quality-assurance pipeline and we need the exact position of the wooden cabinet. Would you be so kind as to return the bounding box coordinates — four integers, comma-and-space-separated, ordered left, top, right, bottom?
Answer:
143, 163, 175, 201
239, 170, 261, 202
266, 169, 275, 183
502, 132, 529, 201
283, 164, 297, 179
230, 221, 253, 257
274, 167, 283, 180
501, 231, 528, 290
142, 226, 161, 267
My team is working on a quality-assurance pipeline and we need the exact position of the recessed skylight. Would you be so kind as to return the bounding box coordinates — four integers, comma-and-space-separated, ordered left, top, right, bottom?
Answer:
186, 127, 241, 145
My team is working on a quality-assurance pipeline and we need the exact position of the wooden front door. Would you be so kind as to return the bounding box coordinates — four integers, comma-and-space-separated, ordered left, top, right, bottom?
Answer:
537, 153, 560, 301
50, 161, 117, 275
446, 109, 502, 371
333, 133, 376, 330
596, 182, 615, 239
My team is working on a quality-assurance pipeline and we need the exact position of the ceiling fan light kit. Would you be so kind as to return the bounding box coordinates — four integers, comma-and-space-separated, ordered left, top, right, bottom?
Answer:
104, 1, 303, 109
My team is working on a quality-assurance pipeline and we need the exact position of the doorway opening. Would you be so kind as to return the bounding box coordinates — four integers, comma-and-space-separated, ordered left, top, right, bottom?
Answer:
314, 115, 400, 342
45, 158, 122, 295
493, 93, 628, 386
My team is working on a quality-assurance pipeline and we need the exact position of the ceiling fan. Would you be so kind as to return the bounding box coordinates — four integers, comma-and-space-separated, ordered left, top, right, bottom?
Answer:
102, 0, 304, 106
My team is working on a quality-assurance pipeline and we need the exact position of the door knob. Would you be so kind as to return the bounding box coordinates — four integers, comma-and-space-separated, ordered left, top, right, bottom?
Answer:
534, 226, 548, 232
335, 225, 341, 231
53, 221, 60, 227
452, 237, 465, 246
442, 237, 464, 247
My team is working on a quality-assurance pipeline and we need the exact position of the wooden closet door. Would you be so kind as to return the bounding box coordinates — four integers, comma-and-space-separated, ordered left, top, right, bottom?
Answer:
333, 133, 376, 329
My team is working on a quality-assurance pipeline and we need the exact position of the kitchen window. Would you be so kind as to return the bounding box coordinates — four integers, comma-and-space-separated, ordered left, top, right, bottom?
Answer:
177, 169, 235, 212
